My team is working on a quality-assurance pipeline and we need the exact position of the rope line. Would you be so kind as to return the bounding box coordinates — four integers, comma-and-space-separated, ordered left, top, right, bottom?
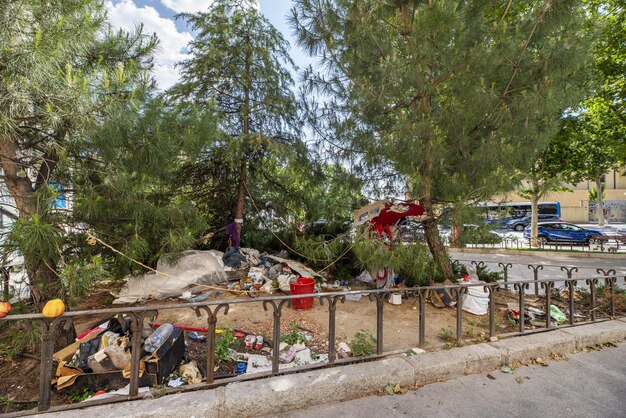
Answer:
86, 232, 250, 295
242, 180, 354, 272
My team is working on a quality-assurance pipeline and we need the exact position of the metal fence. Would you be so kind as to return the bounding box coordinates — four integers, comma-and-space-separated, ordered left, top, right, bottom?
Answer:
0, 266, 624, 415
441, 234, 626, 253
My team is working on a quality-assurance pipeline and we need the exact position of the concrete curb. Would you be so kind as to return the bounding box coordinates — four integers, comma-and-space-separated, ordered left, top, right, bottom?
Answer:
452, 248, 625, 259
39, 320, 626, 418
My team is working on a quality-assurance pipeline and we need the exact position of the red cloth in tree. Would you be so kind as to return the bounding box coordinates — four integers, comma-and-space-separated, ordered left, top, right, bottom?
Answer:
370, 202, 426, 239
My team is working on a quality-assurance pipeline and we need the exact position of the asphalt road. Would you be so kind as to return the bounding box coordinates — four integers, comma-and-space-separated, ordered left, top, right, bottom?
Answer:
271, 341, 626, 418
449, 251, 626, 279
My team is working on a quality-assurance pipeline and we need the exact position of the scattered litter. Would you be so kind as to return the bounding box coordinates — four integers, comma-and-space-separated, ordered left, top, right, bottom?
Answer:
245, 335, 257, 349
345, 292, 363, 302
167, 378, 184, 387
355, 271, 374, 284
81, 384, 150, 402
188, 292, 212, 303
188, 331, 207, 343
549, 305, 567, 324
337, 342, 352, 358
385, 384, 395, 395
500, 365, 513, 374
279, 345, 297, 363
487, 374, 496, 380
294, 348, 312, 365
236, 359, 248, 374
179, 361, 202, 384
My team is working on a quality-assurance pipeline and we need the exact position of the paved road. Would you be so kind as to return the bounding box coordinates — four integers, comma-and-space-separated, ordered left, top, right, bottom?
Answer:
449, 251, 626, 279
272, 342, 626, 418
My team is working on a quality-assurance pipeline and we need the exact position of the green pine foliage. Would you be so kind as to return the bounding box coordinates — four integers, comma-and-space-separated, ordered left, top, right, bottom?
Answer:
0, 0, 212, 304
292, 0, 594, 278
168, 0, 308, 236
352, 233, 440, 286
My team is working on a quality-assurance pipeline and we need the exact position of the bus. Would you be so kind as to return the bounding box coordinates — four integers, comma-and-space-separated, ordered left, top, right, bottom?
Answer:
477, 201, 561, 225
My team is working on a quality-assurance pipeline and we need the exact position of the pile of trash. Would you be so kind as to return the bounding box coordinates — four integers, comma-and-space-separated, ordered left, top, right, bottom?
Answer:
54, 317, 186, 391
507, 303, 575, 327
112, 249, 321, 304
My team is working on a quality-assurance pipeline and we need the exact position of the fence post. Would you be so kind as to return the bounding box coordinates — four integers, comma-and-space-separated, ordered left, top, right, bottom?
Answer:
565, 280, 578, 325
498, 263, 512, 291
527, 264, 543, 296
585, 278, 599, 322
541, 282, 555, 329
560, 266, 578, 279
35, 317, 72, 412
513, 283, 529, 334
320, 295, 345, 363
451, 286, 467, 341
418, 289, 427, 348
368, 293, 387, 355
195, 304, 229, 383
263, 299, 290, 374
484, 284, 498, 339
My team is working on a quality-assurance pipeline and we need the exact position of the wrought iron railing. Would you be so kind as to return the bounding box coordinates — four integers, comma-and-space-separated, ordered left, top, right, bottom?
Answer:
441, 234, 626, 252
0, 266, 624, 415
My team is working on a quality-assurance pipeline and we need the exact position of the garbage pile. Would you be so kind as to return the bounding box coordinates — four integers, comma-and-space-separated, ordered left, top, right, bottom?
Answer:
54, 317, 186, 391
112, 249, 321, 304
507, 303, 571, 327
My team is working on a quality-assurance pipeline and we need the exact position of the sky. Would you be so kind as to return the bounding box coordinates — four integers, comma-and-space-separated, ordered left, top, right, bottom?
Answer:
104, 0, 312, 90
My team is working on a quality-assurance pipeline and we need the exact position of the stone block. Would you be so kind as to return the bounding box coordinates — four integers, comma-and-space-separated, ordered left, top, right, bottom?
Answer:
560, 320, 626, 349
488, 330, 575, 364
222, 358, 415, 417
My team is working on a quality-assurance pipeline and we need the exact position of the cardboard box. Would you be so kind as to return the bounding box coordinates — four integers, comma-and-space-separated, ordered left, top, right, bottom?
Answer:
54, 327, 185, 391
353, 201, 386, 225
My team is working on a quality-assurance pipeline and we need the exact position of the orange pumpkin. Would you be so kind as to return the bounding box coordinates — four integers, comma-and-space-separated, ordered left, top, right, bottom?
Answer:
0, 301, 11, 318
42, 299, 65, 318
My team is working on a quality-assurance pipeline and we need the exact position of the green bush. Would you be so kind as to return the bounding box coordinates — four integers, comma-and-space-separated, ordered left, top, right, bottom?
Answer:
59, 255, 108, 306
352, 234, 441, 286
348, 330, 376, 357
214, 329, 235, 365
281, 323, 307, 345
452, 261, 503, 283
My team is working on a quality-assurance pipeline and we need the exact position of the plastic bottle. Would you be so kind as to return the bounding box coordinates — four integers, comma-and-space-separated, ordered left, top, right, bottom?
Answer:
143, 323, 174, 352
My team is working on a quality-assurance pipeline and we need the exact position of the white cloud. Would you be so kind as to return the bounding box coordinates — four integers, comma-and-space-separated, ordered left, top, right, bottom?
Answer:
105, 0, 192, 90
160, 0, 259, 14
160, 0, 215, 14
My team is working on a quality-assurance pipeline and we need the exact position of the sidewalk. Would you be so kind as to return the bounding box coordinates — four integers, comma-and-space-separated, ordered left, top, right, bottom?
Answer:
37, 319, 626, 418
273, 340, 626, 417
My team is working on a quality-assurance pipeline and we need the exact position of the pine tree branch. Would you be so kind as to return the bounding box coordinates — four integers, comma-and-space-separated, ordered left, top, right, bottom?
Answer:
470, 0, 551, 135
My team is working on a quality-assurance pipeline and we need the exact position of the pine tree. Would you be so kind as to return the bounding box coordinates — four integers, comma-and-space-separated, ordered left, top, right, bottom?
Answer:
0, 0, 157, 307
168, 0, 304, 240
292, 0, 592, 278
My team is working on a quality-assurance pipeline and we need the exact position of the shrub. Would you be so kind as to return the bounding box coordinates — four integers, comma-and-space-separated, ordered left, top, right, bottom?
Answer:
348, 330, 376, 357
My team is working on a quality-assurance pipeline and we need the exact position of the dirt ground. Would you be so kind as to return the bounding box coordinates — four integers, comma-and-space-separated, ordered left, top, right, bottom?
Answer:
1, 281, 621, 413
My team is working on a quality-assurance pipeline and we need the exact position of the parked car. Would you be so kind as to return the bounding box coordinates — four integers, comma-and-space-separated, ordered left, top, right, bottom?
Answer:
506, 214, 561, 231
523, 222, 603, 244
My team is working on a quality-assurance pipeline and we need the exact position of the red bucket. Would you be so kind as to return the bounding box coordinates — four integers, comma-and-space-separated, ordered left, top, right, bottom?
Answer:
290, 277, 316, 310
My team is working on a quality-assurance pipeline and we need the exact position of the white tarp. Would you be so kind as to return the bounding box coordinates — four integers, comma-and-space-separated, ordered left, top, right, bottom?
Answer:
461, 265, 489, 315
265, 255, 321, 278
462, 286, 489, 315
112, 250, 228, 304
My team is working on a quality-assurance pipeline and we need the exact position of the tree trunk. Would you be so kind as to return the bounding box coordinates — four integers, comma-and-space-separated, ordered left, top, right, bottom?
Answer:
416, 94, 453, 281
596, 177, 604, 226
233, 43, 252, 240
450, 218, 464, 248
530, 195, 539, 248
234, 160, 247, 239
0, 137, 36, 218
423, 215, 454, 280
